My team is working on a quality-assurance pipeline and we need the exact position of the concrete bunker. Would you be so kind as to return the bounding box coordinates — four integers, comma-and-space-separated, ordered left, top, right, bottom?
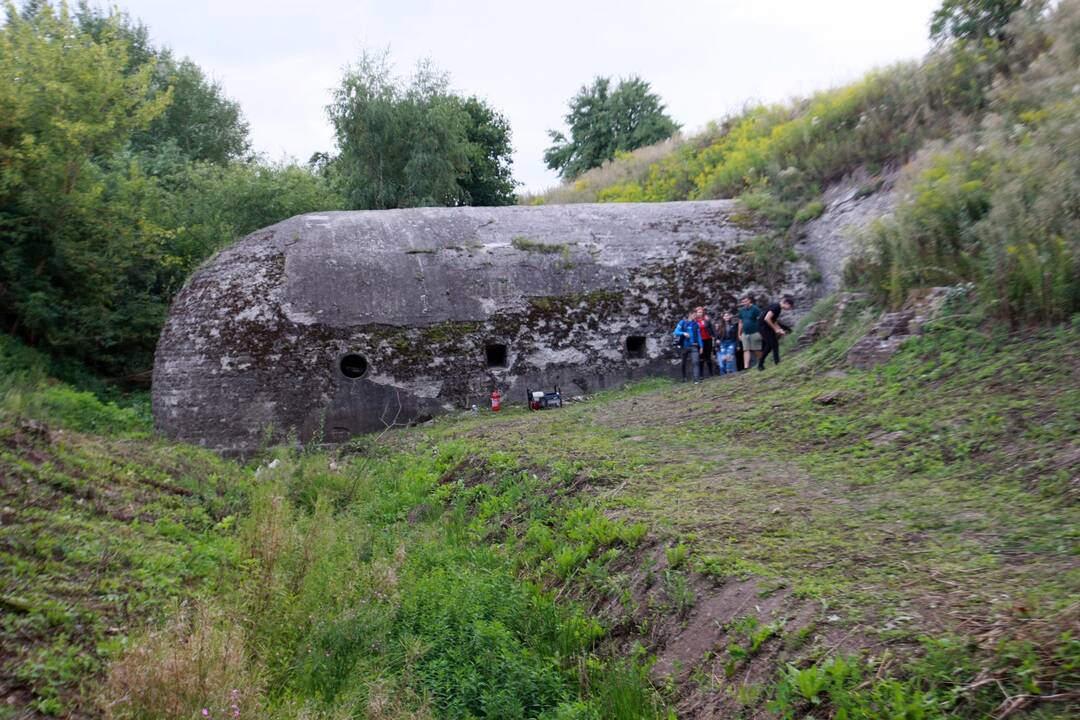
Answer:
152, 201, 812, 455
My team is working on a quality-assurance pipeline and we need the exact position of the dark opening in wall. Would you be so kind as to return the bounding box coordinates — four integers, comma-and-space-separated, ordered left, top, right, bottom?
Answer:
485, 343, 508, 368
626, 336, 647, 358
340, 354, 368, 379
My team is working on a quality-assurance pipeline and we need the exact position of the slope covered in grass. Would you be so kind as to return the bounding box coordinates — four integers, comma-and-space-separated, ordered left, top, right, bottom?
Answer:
0, 410, 248, 716
527, 1, 1080, 327
414, 295, 1079, 717
4, 297, 1078, 719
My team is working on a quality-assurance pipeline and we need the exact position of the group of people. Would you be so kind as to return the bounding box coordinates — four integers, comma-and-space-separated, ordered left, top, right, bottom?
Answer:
672, 294, 794, 383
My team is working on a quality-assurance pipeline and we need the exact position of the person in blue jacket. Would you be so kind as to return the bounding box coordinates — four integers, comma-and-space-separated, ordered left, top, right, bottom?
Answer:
673, 310, 704, 383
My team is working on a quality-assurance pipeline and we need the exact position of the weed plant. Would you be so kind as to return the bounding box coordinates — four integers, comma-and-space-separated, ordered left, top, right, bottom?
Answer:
97, 440, 668, 719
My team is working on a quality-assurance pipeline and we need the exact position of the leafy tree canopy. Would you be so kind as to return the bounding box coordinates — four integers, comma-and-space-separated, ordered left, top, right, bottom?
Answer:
327, 51, 517, 209
0, 1, 342, 379
544, 76, 679, 180
929, 0, 1027, 44
71, 1, 251, 165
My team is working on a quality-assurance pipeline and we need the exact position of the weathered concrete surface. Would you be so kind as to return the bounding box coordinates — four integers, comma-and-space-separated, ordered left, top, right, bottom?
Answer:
795, 171, 898, 295
153, 202, 810, 455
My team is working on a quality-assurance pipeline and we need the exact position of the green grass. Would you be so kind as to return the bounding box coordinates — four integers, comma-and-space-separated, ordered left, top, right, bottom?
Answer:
4, 303, 1079, 718
412, 302, 1079, 717
0, 415, 247, 716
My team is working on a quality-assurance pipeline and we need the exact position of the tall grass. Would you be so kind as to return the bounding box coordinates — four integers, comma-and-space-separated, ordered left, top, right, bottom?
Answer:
521, 137, 682, 205
846, 1, 1080, 324
103, 444, 667, 719
102, 603, 261, 720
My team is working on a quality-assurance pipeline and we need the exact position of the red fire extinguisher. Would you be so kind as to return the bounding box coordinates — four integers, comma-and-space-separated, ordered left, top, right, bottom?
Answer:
490, 388, 501, 412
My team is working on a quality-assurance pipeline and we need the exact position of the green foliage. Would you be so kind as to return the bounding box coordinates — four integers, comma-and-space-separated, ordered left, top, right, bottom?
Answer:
771, 631, 1080, 719
0, 1, 343, 378
327, 50, 517, 209
72, 1, 251, 164
394, 561, 573, 718
724, 616, 781, 678
930, 0, 1027, 44
544, 76, 679, 180
662, 570, 696, 616
0, 1, 167, 374
458, 95, 519, 206
847, 3, 1080, 324
29, 385, 148, 437
793, 199, 825, 224
664, 542, 689, 569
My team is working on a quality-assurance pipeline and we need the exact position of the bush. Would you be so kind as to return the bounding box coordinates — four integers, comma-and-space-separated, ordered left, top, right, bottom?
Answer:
793, 200, 825, 224
0, 334, 150, 436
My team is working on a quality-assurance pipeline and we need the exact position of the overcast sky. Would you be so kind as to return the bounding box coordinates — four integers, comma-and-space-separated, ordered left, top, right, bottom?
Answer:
109, 0, 942, 193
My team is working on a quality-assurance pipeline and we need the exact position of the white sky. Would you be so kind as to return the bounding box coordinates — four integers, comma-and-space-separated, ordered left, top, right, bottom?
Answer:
108, 0, 942, 193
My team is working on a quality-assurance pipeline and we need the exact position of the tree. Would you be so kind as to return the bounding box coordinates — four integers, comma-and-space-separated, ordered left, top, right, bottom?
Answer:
0, 1, 170, 374
457, 96, 517, 206
544, 76, 679, 180
72, 1, 250, 165
327, 52, 517, 209
0, 1, 341, 378
929, 0, 1027, 44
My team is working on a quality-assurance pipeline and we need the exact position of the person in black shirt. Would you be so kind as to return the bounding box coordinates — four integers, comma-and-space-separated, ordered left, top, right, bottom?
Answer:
758, 295, 794, 370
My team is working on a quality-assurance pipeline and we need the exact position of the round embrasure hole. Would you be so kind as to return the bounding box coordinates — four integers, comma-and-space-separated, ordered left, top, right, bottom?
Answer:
340, 354, 368, 379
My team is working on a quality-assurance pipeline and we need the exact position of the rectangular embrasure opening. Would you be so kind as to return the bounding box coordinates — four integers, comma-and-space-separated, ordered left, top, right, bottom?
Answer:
485, 343, 508, 368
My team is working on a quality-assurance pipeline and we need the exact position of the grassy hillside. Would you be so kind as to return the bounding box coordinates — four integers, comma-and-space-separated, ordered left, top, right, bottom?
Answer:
3, 3, 1078, 718
3, 296, 1077, 719
0, 340, 249, 717
527, 1, 1080, 327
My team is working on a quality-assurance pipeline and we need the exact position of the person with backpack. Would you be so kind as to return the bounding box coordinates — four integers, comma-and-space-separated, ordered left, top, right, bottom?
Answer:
672, 310, 703, 383
716, 310, 739, 375
694, 306, 717, 379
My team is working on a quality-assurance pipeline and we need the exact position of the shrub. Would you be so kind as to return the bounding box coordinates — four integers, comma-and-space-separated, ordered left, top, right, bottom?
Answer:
793, 200, 825, 224
846, 103, 1080, 323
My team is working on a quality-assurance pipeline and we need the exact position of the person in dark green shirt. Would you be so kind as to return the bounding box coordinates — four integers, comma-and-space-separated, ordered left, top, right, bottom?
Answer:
737, 295, 763, 371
